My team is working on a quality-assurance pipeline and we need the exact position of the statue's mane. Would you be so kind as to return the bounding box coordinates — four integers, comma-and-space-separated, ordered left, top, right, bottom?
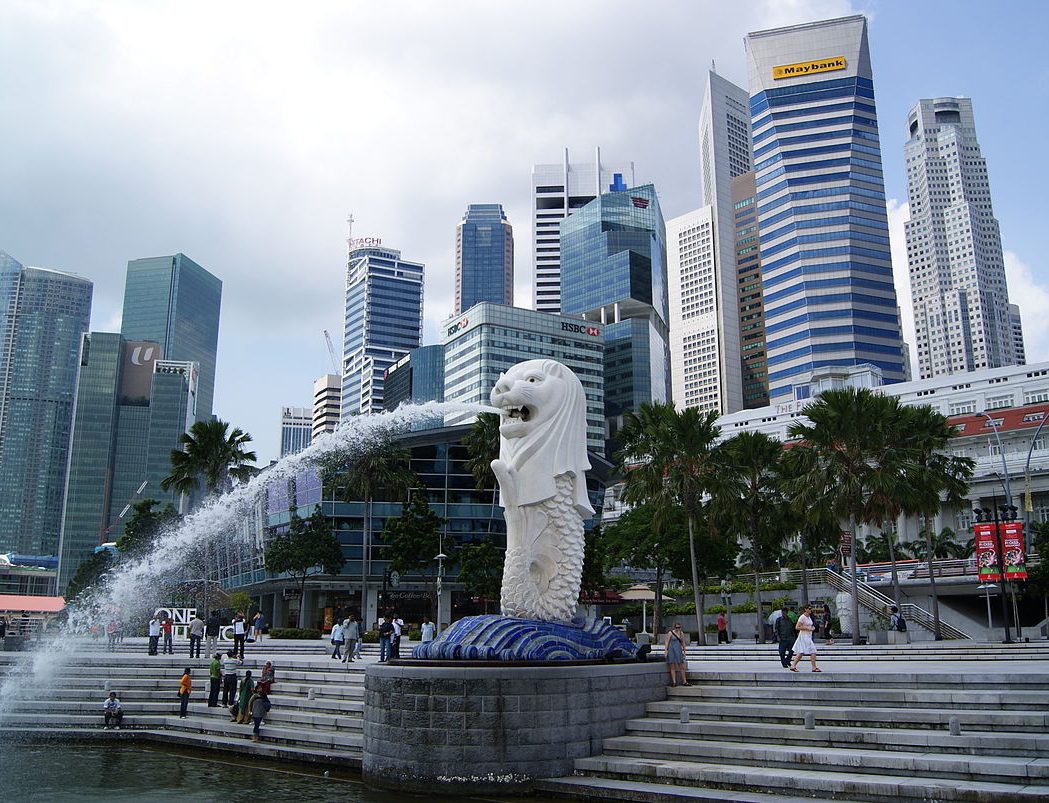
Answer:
498, 359, 594, 517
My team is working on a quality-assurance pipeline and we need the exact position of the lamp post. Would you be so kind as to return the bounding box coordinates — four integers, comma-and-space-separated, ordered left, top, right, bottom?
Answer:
976, 582, 998, 634
974, 505, 1013, 643
1021, 414, 1048, 554
434, 552, 447, 634
978, 412, 1014, 507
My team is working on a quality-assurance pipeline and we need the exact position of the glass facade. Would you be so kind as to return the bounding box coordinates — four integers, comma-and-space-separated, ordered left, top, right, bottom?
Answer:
120, 254, 221, 420
0, 255, 92, 556
341, 247, 424, 418
559, 184, 670, 443
746, 16, 905, 402
280, 407, 312, 458
455, 204, 513, 315
384, 345, 445, 430
57, 333, 197, 590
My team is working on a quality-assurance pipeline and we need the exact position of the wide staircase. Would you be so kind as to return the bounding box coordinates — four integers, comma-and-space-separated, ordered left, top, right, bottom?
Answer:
0, 639, 370, 767
538, 642, 1049, 802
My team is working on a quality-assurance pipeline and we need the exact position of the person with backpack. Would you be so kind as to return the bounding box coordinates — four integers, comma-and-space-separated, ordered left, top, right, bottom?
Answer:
889, 606, 909, 643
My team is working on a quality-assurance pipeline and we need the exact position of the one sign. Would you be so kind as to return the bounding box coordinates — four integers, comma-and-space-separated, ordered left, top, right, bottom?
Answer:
773, 56, 846, 80
999, 521, 1028, 581
973, 522, 1001, 582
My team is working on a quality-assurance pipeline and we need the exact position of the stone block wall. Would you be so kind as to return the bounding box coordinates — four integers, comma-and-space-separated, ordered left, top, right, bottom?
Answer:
363, 661, 667, 794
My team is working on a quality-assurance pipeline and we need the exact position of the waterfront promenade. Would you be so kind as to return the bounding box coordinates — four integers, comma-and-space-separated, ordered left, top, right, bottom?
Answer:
1, 638, 1047, 801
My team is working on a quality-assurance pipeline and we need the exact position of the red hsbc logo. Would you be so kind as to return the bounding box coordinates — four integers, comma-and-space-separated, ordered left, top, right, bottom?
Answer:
562, 322, 600, 336
446, 318, 469, 337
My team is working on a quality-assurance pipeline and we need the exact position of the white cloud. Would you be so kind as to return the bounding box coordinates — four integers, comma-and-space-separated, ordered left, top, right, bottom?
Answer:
1004, 251, 1049, 364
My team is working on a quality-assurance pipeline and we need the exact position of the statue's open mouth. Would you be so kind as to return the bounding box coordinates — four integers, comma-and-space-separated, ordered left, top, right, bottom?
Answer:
505, 406, 531, 422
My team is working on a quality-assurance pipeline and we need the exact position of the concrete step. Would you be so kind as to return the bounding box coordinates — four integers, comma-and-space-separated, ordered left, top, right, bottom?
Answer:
646, 700, 1049, 733
621, 717, 1049, 757
598, 735, 1049, 785
683, 669, 1049, 690
156, 714, 363, 752
668, 684, 1049, 710
571, 754, 1048, 801
536, 775, 863, 803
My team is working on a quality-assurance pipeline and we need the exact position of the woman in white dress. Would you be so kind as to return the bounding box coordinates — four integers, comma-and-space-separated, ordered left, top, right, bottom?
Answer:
789, 604, 821, 672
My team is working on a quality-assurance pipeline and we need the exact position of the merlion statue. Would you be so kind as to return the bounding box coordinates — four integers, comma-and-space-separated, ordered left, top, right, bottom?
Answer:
490, 359, 594, 622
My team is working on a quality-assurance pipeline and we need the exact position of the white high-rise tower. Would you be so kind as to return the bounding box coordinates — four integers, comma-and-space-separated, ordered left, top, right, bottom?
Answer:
904, 97, 1023, 378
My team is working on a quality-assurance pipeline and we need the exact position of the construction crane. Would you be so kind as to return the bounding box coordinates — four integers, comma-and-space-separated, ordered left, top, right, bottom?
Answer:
323, 329, 339, 375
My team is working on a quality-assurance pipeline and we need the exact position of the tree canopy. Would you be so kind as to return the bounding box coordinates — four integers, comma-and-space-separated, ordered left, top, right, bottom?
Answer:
161, 418, 258, 497
115, 499, 179, 558
379, 494, 448, 578
265, 509, 345, 627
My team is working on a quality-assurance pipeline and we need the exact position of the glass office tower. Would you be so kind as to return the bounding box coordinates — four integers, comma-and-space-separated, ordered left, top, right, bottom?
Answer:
57, 333, 197, 590
341, 245, 424, 418
560, 183, 670, 443
745, 16, 906, 402
454, 204, 513, 315
121, 254, 221, 420
0, 253, 92, 555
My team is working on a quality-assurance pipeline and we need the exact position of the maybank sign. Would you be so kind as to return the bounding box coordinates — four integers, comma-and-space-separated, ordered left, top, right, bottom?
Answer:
773, 56, 846, 80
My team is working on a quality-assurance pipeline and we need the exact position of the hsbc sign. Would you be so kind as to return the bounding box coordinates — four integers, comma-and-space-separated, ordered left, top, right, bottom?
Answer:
561, 322, 601, 337
446, 318, 470, 337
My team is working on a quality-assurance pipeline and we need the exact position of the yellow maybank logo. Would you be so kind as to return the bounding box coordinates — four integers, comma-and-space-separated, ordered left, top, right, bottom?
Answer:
773, 56, 846, 80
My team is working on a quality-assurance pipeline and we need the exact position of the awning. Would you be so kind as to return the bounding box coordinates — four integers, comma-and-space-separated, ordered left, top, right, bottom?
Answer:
0, 594, 65, 613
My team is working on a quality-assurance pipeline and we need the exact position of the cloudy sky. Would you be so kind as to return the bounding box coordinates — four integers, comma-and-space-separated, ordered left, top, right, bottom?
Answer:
2, 0, 1047, 463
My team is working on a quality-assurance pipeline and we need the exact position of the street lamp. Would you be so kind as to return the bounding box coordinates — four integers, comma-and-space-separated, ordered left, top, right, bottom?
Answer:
434, 552, 447, 633
976, 582, 998, 634
978, 412, 1014, 507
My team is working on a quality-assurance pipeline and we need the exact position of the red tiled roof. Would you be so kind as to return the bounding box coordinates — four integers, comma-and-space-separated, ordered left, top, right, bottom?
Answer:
949, 403, 1049, 437
0, 594, 65, 613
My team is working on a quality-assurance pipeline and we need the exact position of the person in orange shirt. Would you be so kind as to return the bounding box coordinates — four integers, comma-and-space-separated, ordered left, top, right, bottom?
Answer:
178, 667, 192, 718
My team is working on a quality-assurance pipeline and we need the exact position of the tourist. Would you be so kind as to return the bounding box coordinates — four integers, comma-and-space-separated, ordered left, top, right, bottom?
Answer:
102, 691, 123, 730
789, 605, 821, 673
0, 616, 7, 640
204, 610, 221, 656
421, 617, 435, 644
377, 614, 393, 662
251, 611, 265, 642
106, 619, 118, 652
716, 612, 729, 644
330, 619, 345, 660
233, 669, 253, 723
188, 612, 204, 658
221, 649, 241, 707
242, 661, 275, 723
207, 652, 222, 707
821, 608, 835, 645
231, 611, 247, 658
341, 614, 360, 663
250, 692, 270, 742
147, 615, 161, 655
178, 667, 192, 718
773, 607, 795, 668
390, 612, 404, 659
889, 605, 907, 633
664, 623, 689, 687
161, 617, 174, 654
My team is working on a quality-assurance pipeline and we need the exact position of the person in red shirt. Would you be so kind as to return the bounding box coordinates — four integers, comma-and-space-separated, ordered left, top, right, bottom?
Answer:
162, 617, 174, 654
716, 612, 729, 644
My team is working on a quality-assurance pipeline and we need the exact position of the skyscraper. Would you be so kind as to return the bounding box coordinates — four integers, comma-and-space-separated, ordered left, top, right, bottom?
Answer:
280, 406, 312, 457
57, 333, 197, 589
312, 374, 340, 440
532, 147, 635, 313
732, 172, 770, 409
383, 345, 445, 412
455, 204, 513, 315
341, 244, 424, 418
745, 15, 906, 402
904, 97, 1023, 378
0, 252, 92, 556
560, 183, 670, 443
695, 70, 754, 413
120, 254, 222, 420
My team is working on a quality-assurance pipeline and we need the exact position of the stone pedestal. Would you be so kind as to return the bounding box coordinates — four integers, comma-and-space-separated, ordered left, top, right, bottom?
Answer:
362, 661, 667, 795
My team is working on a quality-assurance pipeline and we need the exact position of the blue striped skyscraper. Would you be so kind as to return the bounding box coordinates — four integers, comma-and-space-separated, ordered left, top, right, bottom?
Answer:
455, 204, 513, 315
0, 251, 92, 555
341, 244, 424, 418
745, 16, 906, 402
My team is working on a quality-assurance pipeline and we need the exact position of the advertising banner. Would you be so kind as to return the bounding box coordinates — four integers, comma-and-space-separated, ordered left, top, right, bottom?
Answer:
973, 522, 1001, 582
999, 521, 1028, 581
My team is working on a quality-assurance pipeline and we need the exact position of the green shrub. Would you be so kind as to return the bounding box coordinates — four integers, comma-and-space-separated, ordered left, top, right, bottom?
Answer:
731, 601, 757, 614
616, 603, 643, 618
705, 604, 726, 615
407, 629, 421, 641
766, 596, 793, 611
360, 630, 379, 643
268, 627, 321, 640
704, 623, 719, 633
761, 580, 798, 591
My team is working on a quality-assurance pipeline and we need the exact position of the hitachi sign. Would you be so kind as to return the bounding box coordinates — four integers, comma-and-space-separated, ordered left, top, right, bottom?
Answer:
561, 322, 600, 336
349, 237, 382, 248
772, 56, 846, 80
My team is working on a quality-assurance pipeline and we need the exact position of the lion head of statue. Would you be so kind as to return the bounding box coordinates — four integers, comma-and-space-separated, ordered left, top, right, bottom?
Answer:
490, 359, 593, 516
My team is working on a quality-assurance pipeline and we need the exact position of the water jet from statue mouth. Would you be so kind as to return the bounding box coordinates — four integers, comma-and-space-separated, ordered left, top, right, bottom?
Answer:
504, 406, 531, 422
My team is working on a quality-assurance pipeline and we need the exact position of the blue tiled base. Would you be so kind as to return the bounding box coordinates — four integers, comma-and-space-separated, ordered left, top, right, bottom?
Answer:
410, 614, 640, 661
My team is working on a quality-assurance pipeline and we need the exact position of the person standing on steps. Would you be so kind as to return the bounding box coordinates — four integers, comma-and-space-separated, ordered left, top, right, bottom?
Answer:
774, 607, 796, 668
102, 691, 123, 730
188, 612, 204, 658
789, 605, 821, 673
664, 623, 689, 687
330, 619, 345, 660
231, 611, 247, 659
341, 615, 360, 664
716, 612, 729, 644
207, 653, 222, 707
178, 667, 192, 718
204, 610, 221, 657
147, 615, 161, 655
221, 649, 242, 707
250, 692, 270, 742
161, 617, 174, 654
421, 617, 435, 644
233, 670, 253, 723
390, 612, 404, 660
377, 614, 393, 662
251, 611, 265, 642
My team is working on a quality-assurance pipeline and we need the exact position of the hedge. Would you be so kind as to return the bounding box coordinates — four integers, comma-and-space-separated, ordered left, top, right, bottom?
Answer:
268, 628, 321, 640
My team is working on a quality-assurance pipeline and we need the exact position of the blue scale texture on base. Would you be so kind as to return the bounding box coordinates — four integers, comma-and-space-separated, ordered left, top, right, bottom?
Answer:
410, 614, 640, 661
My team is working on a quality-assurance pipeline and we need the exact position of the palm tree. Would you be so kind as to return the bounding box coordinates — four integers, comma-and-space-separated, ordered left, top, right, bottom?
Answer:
617, 403, 724, 644
330, 432, 416, 626
786, 388, 912, 644
463, 412, 502, 537
780, 446, 841, 606
719, 431, 787, 641
161, 419, 258, 498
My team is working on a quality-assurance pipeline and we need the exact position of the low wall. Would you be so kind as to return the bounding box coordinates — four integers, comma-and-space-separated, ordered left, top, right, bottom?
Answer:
362, 660, 667, 794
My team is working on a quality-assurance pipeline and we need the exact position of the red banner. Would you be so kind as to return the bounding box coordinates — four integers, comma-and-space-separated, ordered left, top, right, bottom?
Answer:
999, 521, 1028, 581
974, 522, 1001, 582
